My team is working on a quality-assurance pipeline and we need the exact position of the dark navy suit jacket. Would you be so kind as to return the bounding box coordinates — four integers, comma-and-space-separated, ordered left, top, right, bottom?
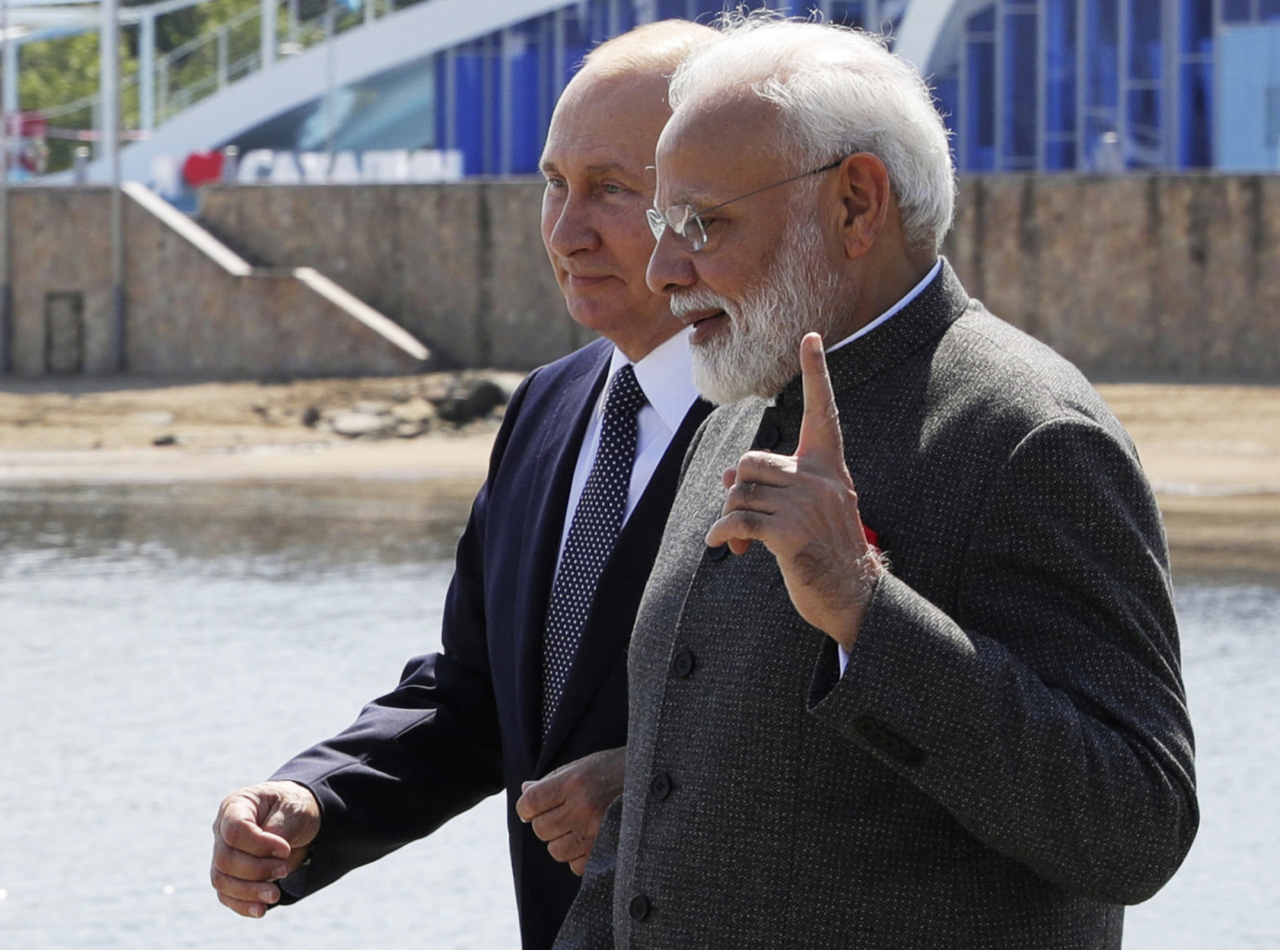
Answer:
272, 337, 711, 950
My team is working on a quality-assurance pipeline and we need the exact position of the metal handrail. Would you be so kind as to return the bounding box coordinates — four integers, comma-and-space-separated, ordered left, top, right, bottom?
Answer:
162, 2, 258, 62
24, 0, 395, 136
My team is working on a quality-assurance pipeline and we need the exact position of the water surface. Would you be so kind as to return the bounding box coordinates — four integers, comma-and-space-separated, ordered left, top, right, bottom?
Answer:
0, 481, 1275, 948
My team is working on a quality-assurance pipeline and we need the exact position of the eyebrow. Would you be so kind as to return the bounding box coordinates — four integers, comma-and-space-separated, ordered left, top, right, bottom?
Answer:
658, 183, 720, 209
540, 159, 644, 179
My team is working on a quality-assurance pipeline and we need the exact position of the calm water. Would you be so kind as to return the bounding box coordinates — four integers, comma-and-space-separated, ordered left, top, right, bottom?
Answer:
0, 481, 1276, 949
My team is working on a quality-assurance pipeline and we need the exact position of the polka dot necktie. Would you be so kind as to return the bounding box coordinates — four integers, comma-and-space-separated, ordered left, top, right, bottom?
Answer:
542, 364, 648, 738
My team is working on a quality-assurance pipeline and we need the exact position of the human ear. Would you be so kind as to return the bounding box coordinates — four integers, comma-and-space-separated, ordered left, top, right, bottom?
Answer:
836, 153, 892, 260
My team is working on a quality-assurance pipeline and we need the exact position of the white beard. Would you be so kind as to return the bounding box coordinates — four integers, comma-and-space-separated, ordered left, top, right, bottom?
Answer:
672, 210, 850, 406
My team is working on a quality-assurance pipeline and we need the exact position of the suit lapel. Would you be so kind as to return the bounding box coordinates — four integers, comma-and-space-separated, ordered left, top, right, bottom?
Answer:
514, 349, 612, 770
537, 397, 714, 771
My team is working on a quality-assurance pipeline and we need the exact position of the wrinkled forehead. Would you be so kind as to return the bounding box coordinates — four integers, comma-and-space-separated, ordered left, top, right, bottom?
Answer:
542, 68, 673, 172
655, 92, 792, 206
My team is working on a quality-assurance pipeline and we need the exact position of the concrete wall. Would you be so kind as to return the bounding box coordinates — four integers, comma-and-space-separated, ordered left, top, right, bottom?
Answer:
7, 175, 1278, 381
197, 182, 592, 371
6, 187, 426, 380
943, 175, 1280, 381
199, 175, 1280, 382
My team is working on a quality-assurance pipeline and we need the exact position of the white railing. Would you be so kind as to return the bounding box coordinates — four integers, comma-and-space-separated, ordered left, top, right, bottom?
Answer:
21, 0, 413, 141
154, 3, 265, 125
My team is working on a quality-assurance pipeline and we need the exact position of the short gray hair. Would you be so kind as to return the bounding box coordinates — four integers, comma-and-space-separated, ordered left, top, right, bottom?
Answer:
583, 19, 719, 79
669, 11, 955, 253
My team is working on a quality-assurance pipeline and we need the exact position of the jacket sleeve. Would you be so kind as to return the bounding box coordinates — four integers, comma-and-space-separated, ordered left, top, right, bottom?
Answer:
269, 372, 539, 900
809, 415, 1198, 905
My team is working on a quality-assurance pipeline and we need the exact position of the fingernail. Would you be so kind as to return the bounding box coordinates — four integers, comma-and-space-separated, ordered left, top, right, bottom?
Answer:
251, 904, 265, 918
272, 865, 290, 880
258, 887, 277, 904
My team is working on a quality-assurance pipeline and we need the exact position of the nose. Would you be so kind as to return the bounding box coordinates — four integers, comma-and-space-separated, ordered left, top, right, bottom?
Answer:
646, 230, 696, 295
544, 188, 600, 259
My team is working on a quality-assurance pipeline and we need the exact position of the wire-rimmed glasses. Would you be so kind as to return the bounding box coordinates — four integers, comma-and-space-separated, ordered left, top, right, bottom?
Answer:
646, 157, 846, 252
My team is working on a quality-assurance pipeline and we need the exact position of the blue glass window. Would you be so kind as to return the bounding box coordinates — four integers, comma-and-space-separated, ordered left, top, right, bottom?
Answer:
1045, 140, 1076, 168
505, 22, 542, 174
965, 33, 996, 170
1002, 10, 1038, 169
1126, 87, 1161, 163
1128, 0, 1161, 82
433, 52, 447, 151
1179, 61, 1212, 166
1262, 0, 1280, 21
1086, 0, 1119, 109
1180, 0, 1213, 54
1223, 0, 1251, 22
561, 9, 589, 89
1045, 0, 1078, 168
933, 72, 960, 168
970, 5, 997, 33
829, 1, 868, 28
451, 41, 488, 175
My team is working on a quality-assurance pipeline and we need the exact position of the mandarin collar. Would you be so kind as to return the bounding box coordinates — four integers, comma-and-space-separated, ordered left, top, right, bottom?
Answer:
778, 258, 970, 410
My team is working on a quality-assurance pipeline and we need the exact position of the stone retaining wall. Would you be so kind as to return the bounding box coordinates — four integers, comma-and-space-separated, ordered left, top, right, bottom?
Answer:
197, 182, 590, 371
5, 187, 425, 380
945, 175, 1280, 381
6, 175, 1277, 381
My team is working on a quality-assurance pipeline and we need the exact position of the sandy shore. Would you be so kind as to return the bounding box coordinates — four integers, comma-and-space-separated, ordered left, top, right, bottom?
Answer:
2, 376, 1278, 582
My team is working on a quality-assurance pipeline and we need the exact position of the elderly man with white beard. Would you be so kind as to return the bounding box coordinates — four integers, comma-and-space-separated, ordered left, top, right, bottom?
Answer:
553, 13, 1196, 950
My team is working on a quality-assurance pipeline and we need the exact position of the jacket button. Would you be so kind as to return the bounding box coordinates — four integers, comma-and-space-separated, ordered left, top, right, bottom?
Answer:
649, 772, 673, 801
706, 543, 729, 561
629, 894, 651, 922
755, 424, 781, 450
671, 650, 696, 678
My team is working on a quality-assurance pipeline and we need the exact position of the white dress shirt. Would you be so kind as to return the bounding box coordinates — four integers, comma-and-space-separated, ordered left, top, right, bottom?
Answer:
555, 328, 700, 567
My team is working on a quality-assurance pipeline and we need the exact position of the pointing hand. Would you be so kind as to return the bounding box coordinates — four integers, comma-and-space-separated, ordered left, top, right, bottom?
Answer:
705, 332, 883, 649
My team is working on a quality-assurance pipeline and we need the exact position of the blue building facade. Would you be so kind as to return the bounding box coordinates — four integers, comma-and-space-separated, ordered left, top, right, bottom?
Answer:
927, 0, 1280, 173
431, 0, 906, 176
235, 0, 1278, 175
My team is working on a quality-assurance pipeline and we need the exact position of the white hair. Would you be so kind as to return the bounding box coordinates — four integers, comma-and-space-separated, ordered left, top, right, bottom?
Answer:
669, 11, 956, 252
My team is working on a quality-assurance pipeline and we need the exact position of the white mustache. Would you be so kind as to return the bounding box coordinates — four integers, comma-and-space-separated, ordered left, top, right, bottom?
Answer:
670, 289, 734, 320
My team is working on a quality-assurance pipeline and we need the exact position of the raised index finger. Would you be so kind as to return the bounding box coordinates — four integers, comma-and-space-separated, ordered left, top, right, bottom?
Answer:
796, 332, 844, 465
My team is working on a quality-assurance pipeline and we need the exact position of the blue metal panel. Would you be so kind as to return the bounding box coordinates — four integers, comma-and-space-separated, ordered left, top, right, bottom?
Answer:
1216, 24, 1280, 170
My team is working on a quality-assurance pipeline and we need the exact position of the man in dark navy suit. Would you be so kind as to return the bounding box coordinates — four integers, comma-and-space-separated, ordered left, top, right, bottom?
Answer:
208, 20, 716, 950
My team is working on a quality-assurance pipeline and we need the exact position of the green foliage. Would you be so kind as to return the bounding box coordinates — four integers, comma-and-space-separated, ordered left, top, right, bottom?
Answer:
18, 33, 135, 171
17, 0, 260, 171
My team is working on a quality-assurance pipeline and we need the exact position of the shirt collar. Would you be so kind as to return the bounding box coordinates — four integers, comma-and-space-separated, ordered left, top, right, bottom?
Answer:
606, 327, 700, 432
825, 258, 942, 356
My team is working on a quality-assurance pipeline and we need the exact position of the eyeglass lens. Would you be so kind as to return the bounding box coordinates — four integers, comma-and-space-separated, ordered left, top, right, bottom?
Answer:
647, 205, 708, 251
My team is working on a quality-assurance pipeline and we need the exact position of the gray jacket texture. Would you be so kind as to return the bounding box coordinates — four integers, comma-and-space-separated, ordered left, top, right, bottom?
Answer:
554, 261, 1197, 950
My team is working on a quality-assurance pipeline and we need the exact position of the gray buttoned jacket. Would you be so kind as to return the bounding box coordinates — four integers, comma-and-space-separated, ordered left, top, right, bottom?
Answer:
554, 261, 1197, 950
